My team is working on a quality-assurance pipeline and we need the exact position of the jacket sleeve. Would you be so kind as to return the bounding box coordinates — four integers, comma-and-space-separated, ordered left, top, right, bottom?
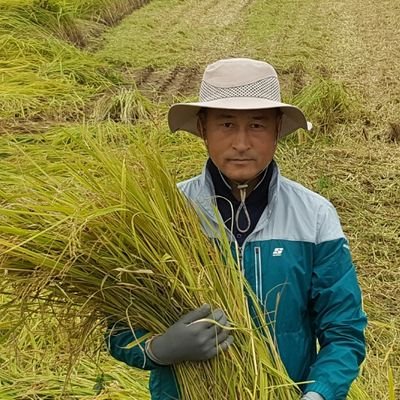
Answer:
304, 203, 367, 400
105, 324, 160, 370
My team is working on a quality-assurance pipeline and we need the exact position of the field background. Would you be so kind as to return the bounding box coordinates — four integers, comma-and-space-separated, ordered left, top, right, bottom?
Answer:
0, 0, 399, 398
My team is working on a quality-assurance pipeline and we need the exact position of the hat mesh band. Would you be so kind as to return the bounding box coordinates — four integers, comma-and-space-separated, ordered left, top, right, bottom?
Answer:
199, 76, 281, 102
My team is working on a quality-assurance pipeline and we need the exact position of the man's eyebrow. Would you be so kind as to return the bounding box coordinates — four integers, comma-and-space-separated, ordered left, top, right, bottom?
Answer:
213, 113, 273, 120
214, 113, 236, 119
250, 115, 270, 120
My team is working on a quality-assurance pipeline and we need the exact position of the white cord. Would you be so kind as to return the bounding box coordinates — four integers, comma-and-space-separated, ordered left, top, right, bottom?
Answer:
218, 168, 268, 234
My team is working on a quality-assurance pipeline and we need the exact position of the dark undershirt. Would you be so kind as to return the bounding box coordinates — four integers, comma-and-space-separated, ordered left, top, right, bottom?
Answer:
207, 158, 274, 246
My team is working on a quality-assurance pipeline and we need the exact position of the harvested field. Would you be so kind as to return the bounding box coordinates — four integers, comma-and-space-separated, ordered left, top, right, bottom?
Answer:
0, 0, 399, 398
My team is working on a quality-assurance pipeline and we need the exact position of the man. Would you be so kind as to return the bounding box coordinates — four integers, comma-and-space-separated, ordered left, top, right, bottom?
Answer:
107, 58, 367, 400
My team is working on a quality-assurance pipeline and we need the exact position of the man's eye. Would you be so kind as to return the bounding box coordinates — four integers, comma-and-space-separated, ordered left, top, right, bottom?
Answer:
251, 123, 264, 129
222, 122, 233, 128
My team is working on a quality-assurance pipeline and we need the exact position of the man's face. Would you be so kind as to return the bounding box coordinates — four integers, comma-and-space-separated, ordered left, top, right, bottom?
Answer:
201, 108, 280, 183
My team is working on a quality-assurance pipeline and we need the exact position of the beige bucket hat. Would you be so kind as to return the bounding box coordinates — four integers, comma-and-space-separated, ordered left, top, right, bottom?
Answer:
168, 58, 312, 139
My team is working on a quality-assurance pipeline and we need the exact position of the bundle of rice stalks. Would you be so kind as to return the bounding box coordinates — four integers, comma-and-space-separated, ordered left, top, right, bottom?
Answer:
290, 78, 360, 135
0, 128, 300, 399
91, 86, 154, 123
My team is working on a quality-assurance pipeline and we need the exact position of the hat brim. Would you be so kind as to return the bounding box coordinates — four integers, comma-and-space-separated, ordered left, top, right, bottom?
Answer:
168, 97, 312, 139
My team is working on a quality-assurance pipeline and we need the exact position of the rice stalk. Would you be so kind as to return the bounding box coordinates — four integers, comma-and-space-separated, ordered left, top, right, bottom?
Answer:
387, 367, 395, 400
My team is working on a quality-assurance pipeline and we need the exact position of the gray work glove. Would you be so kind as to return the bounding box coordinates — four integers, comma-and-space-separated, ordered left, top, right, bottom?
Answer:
301, 392, 324, 400
147, 304, 234, 365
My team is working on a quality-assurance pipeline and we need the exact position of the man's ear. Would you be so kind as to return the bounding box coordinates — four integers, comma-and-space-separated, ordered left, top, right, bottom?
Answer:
197, 118, 207, 145
275, 113, 283, 144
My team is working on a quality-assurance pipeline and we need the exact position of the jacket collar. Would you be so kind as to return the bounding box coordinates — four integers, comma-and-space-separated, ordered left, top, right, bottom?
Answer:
194, 159, 281, 229
206, 158, 274, 205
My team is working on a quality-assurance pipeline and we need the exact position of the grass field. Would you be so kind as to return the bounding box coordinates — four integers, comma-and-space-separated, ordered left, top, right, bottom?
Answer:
0, 0, 399, 398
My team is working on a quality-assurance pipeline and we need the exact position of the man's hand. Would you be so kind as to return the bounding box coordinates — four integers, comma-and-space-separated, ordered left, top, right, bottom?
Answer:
146, 304, 233, 365
301, 392, 324, 400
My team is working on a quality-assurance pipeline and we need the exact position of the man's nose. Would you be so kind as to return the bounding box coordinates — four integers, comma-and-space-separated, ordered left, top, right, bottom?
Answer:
232, 126, 251, 151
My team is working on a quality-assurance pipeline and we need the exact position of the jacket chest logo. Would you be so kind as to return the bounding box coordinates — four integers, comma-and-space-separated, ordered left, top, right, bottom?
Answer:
272, 247, 284, 257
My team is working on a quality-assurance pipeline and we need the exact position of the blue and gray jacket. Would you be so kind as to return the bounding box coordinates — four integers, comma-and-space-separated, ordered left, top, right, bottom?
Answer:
106, 161, 367, 400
